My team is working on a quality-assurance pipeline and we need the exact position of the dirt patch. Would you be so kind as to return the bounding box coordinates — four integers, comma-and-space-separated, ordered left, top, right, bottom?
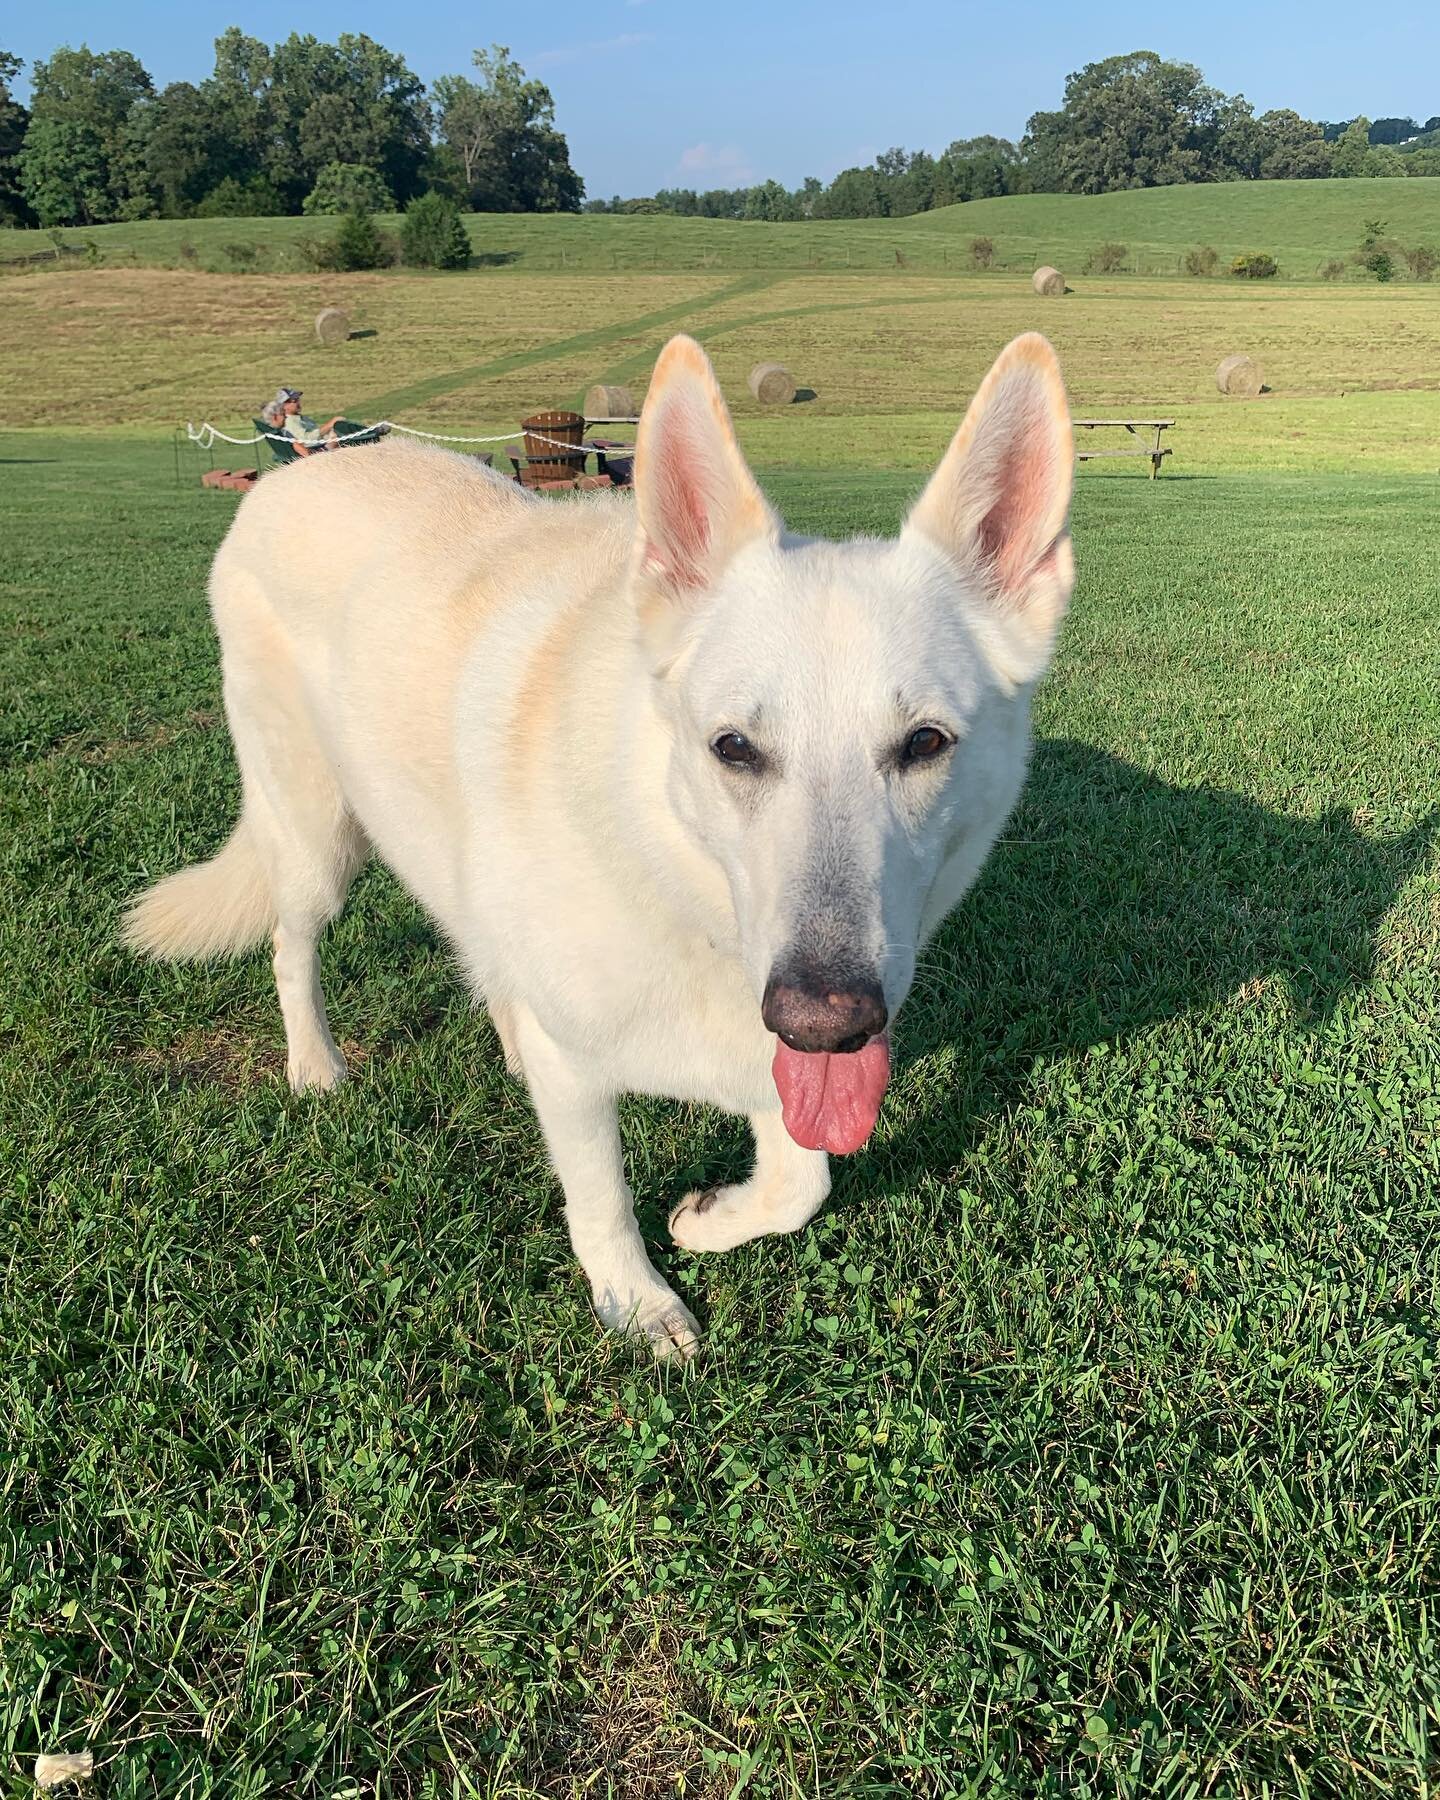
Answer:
531, 1621, 736, 1799
55, 708, 220, 766
130, 1022, 273, 1091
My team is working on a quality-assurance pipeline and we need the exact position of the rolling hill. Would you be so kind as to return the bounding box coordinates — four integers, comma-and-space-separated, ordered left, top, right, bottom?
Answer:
2, 178, 1436, 279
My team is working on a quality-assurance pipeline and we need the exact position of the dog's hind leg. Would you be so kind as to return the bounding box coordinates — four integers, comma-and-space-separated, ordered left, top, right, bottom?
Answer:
221, 606, 368, 1093
669, 1110, 830, 1254
512, 1007, 700, 1360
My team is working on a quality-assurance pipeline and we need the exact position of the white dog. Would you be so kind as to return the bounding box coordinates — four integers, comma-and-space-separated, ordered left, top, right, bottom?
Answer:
126, 332, 1076, 1358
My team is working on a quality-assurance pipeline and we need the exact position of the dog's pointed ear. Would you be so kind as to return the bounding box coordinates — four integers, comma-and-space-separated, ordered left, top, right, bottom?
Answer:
903, 333, 1075, 675
634, 335, 778, 603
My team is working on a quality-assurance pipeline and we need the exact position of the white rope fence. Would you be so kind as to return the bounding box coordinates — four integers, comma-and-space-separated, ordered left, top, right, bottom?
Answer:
185, 420, 635, 455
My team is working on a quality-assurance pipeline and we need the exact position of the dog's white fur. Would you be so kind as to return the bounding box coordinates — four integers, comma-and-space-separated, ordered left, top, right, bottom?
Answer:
126, 332, 1075, 1358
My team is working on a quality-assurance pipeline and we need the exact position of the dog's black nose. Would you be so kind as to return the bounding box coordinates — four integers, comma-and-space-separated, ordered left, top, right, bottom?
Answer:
762, 966, 888, 1054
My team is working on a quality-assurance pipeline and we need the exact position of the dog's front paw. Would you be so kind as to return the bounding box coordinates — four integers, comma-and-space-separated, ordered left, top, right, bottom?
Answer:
594, 1279, 701, 1362
286, 1046, 347, 1093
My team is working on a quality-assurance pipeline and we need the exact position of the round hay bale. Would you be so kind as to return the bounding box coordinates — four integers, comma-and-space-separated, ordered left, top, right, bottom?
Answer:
1032, 265, 1065, 298
748, 361, 797, 406
1215, 353, 1262, 397
314, 306, 350, 347
584, 382, 636, 419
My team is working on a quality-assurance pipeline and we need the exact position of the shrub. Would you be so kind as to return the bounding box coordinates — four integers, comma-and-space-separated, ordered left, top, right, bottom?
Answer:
1182, 244, 1219, 277
1319, 258, 1347, 280
401, 192, 471, 270
194, 176, 284, 218
1361, 248, 1395, 282
1230, 252, 1278, 279
969, 235, 995, 270
326, 209, 392, 272
220, 241, 258, 270
1084, 241, 1129, 274
1405, 244, 1438, 280
302, 162, 394, 218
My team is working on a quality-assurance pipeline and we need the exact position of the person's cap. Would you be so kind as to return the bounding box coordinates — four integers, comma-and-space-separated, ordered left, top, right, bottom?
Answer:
275, 386, 302, 404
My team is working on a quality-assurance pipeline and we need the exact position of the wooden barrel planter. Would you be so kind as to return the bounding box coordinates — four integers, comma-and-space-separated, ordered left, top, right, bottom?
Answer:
521, 409, 587, 483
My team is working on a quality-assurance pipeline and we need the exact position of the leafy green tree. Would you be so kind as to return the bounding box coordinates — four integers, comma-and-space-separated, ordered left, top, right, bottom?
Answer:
815, 165, 889, 218
742, 177, 798, 221
1369, 117, 1418, 144
266, 34, 429, 209
432, 46, 582, 212
1254, 110, 1332, 180
1024, 51, 1238, 193
19, 44, 153, 223
124, 80, 251, 216
0, 51, 33, 225
19, 116, 110, 224
1330, 117, 1372, 178
302, 160, 393, 215
1361, 145, 1405, 177
193, 174, 284, 216
400, 190, 470, 267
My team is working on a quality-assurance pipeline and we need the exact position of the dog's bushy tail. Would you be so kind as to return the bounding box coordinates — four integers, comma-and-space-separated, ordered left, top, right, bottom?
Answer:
122, 819, 275, 961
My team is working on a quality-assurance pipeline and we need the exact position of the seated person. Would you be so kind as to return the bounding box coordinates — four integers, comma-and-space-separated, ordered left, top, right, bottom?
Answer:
260, 387, 385, 455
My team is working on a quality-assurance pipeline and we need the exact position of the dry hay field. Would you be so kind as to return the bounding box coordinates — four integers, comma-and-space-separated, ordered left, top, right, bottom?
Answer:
4, 263, 1440, 475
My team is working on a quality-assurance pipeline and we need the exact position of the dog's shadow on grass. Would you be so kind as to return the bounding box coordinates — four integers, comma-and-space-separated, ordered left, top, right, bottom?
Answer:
839, 736, 1437, 1195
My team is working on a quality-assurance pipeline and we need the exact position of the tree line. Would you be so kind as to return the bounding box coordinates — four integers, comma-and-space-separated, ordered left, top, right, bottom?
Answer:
2, 40, 1437, 233
591, 55, 1440, 218
0, 36, 581, 227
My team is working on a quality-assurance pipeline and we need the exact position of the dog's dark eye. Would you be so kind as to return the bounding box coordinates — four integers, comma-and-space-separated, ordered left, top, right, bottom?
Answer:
901, 726, 952, 764
712, 731, 760, 769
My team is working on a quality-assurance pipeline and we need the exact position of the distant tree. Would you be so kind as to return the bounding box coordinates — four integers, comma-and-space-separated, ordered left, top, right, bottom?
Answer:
19, 44, 153, 223
1252, 109, 1332, 179
125, 80, 254, 216
192, 173, 284, 216
266, 33, 429, 210
1361, 145, 1405, 177
302, 159, 393, 214
0, 51, 33, 225
1425, 116, 1440, 134
743, 177, 799, 221
432, 46, 582, 213
1403, 147, 1440, 175
816, 165, 889, 217
1369, 117, 1419, 144
1330, 117, 1372, 178
1023, 51, 1236, 193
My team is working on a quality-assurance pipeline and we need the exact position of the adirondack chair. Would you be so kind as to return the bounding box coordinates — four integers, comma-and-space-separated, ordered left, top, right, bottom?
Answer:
253, 419, 386, 468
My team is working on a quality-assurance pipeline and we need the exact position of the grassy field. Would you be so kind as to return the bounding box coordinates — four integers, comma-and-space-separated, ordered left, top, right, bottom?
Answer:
3, 426, 1440, 1794
4, 195, 1440, 1793
5, 266, 1440, 482
3, 176, 1439, 278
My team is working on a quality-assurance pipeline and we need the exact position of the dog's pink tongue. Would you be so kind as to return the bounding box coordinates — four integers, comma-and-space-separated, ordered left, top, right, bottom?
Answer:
772, 1035, 890, 1154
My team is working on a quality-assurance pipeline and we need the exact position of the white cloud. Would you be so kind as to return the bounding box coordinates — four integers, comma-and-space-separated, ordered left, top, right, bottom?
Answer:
677, 142, 755, 185
533, 33, 655, 67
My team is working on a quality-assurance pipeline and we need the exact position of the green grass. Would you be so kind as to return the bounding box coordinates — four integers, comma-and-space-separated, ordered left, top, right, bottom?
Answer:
4, 176, 1439, 278
3, 438, 1439, 1795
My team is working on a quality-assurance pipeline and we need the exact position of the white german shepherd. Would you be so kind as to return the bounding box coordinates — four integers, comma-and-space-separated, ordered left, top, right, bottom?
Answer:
126, 332, 1076, 1358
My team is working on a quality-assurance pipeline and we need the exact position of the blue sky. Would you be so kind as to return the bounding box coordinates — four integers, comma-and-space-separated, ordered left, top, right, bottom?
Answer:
10, 1, 1440, 197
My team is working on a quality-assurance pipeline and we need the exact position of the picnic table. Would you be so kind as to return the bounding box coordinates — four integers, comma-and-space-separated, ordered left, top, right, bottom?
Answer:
1073, 418, 1174, 479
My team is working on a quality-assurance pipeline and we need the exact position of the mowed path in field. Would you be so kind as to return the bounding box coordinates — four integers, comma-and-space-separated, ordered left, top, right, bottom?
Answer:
6, 266, 1440, 478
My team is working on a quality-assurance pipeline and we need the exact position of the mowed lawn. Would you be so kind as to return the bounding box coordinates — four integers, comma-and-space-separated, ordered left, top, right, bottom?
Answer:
2, 434, 1438, 1796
